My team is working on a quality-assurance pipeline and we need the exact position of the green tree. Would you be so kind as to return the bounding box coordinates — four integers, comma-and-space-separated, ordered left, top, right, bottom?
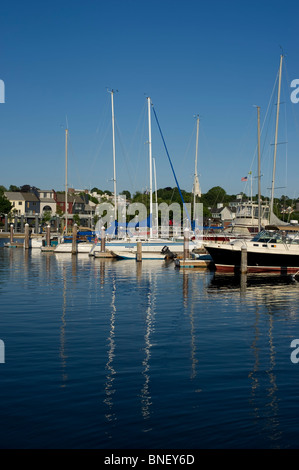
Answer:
93, 214, 99, 226
201, 186, 227, 208
120, 190, 131, 200
9, 185, 20, 192
42, 211, 52, 225
0, 194, 12, 214
88, 195, 99, 205
91, 187, 103, 195
56, 206, 64, 217
73, 214, 80, 226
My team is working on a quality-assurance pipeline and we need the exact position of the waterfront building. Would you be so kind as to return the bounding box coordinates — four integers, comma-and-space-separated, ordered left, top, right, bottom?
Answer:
4, 191, 40, 216
38, 190, 57, 215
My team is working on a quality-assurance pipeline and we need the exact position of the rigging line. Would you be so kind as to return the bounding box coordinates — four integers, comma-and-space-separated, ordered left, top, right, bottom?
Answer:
151, 104, 192, 226
281, 77, 288, 193
257, 72, 279, 196
175, 119, 197, 194
129, 101, 148, 194
237, 111, 256, 176
249, 71, 279, 182
67, 131, 84, 190
88, 120, 111, 183
87, 98, 112, 185
265, 64, 290, 196
114, 120, 135, 192
284, 59, 299, 142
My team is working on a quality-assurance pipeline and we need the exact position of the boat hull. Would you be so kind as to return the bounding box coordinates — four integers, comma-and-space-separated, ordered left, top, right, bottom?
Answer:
111, 250, 166, 260
205, 244, 299, 274
54, 243, 94, 253
91, 239, 197, 255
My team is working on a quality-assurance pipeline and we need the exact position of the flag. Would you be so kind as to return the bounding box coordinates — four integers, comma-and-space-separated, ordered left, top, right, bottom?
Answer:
241, 176, 248, 182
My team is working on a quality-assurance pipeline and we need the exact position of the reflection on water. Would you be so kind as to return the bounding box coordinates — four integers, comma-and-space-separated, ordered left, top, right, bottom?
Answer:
2, 249, 299, 448
181, 271, 198, 380
208, 272, 297, 290
140, 269, 156, 422
60, 265, 68, 387
207, 271, 299, 447
104, 272, 117, 424
249, 308, 282, 447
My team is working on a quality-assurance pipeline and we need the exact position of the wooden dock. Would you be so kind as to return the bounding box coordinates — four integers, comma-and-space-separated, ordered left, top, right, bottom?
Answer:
175, 257, 214, 269
4, 242, 24, 248
40, 246, 56, 252
94, 250, 115, 258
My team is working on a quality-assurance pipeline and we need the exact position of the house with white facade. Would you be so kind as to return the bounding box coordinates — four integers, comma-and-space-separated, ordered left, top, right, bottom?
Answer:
211, 203, 235, 227
38, 190, 57, 215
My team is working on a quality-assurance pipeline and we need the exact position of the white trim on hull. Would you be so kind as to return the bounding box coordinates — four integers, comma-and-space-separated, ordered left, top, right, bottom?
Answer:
204, 227, 299, 273
111, 250, 167, 260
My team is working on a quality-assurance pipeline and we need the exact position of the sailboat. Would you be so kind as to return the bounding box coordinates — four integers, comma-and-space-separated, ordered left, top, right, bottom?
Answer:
204, 54, 296, 272
91, 96, 197, 258
230, 54, 287, 234
203, 55, 287, 242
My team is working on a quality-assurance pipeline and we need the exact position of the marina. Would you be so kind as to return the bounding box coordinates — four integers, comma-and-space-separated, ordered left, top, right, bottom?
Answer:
1, 240, 299, 449
1, 0, 299, 452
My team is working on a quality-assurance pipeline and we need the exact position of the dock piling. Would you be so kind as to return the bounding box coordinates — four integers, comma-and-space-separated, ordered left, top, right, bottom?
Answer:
46, 225, 51, 247
10, 224, 13, 244
35, 215, 39, 234
241, 246, 247, 274
101, 226, 106, 252
24, 223, 30, 250
72, 223, 78, 255
184, 227, 190, 260
136, 241, 142, 262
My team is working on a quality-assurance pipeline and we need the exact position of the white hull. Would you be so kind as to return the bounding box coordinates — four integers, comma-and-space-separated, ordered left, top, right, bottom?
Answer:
90, 238, 197, 256
31, 238, 43, 248
111, 250, 166, 260
204, 226, 299, 273
54, 243, 94, 253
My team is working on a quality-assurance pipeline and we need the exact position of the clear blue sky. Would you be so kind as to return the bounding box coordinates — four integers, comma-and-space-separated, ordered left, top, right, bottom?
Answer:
1, 0, 299, 200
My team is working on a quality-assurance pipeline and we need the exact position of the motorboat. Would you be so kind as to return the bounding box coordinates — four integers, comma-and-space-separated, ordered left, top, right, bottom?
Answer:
204, 224, 299, 273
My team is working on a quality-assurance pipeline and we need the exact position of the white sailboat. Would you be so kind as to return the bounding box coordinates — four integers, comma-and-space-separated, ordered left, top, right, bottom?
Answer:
213, 54, 286, 238
54, 126, 96, 253
91, 96, 197, 258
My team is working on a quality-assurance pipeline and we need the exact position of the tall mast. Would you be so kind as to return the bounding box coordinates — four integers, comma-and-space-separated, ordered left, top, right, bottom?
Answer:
153, 157, 158, 236
257, 106, 261, 231
109, 89, 117, 234
65, 127, 68, 234
147, 96, 153, 239
193, 115, 201, 224
270, 54, 283, 214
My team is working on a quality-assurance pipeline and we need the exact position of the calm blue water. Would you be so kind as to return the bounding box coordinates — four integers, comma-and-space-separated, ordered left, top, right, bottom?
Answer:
1, 241, 299, 449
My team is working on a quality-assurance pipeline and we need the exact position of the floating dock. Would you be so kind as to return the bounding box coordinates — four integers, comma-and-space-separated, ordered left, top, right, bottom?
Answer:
175, 256, 214, 269
40, 246, 56, 252
94, 250, 115, 258
4, 242, 24, 248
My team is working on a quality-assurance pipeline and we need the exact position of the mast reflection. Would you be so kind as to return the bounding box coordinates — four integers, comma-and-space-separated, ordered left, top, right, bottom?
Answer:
140, 267, 156, 421
60, 264, 68, 387
104, 273, 117, 423
248, 307, 282, 446
181, 270, 200, 380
